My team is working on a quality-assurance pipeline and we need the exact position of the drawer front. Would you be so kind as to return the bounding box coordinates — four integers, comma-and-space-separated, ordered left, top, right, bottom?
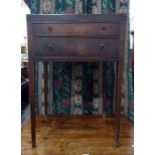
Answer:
32, 23, 120, 36
32, 38, 118, 58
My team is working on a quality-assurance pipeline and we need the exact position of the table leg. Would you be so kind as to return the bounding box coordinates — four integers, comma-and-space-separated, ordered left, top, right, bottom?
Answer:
44, 62, 48, 116
102, 62, 106, 114
115, 61, 123, 147
29, 61, 36, 147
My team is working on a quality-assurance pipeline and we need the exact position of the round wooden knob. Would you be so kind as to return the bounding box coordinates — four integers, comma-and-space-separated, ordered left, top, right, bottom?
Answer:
100, 44, 105, 50
47, 26, 52, 33
101, 26, 106, 31
48, 44, 53, 51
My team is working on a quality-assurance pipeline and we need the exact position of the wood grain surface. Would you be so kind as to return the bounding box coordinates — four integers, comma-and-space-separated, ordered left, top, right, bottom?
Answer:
22, 115, 134, 155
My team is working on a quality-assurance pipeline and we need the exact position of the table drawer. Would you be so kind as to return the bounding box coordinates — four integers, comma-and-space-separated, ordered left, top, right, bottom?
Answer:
32, 38, 119, 58
32, 23, 120, 36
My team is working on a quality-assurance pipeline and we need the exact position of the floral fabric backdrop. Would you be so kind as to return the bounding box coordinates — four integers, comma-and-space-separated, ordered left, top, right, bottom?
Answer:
25, 0, 134, 122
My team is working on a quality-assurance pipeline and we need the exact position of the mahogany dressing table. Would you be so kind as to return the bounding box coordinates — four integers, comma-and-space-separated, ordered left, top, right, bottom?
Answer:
27, 14, 126, 147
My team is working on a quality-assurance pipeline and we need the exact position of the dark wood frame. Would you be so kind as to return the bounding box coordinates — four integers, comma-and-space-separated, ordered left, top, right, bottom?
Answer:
27, 14, 126, 147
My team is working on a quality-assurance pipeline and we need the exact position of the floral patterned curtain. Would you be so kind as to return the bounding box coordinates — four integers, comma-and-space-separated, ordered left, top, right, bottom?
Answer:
25, 0, 133, 122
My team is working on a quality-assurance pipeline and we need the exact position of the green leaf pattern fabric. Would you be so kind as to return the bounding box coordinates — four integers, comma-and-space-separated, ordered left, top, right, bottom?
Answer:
55, 0, 75, 14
